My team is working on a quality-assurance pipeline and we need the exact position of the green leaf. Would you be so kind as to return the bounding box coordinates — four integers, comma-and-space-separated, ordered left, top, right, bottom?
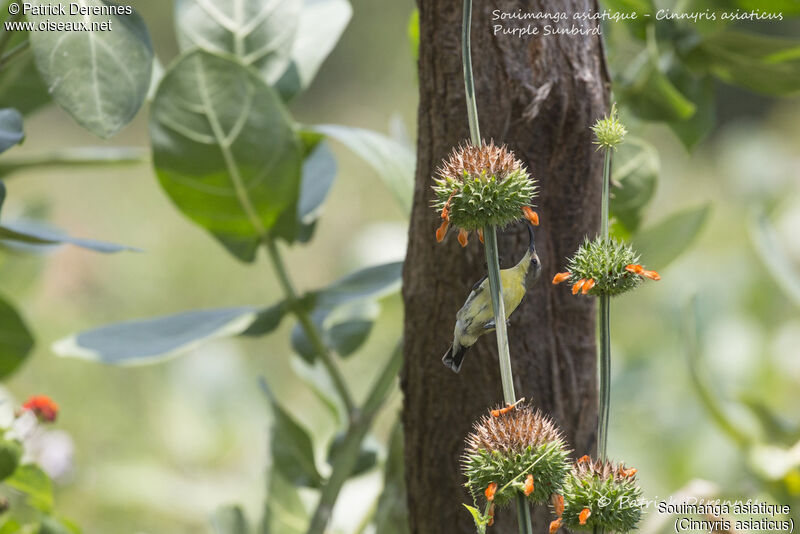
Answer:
462, 505, 488, 534
38, 517, 79, 534
290, 262, 401, 361
687, 31, 800, 96
291, 300, 379, 361
26, 0, 153, 138
0, 180, 6, 216
150, 50, 303, 262
262, 470, 307, 534
666, 73, 715, 150
240, 302, 289, 337
314, 261, 403, 308
175, 0, 301, 86
0, 220, 140, 253
619, 58, 696, 122
373, 422, 410, 534
211, 506, 250, 534
327, 432, 378, 477
600, 0, 653, 39
314, 125, 413, 216
0, 146, 146, 178
0, 437, 23, 481
290, 356, 346, 424
0, 1, 51, 116
52, 307, 266, 365
0, 109, 24, 154
610, 138, 659, 235
633, 203, 711, 269
0, 294, 34, 380
270, 133, 337, 245
5, 464, 54, 512
275, 0, 352, 100
750, 211, 800, 308
260, 379, 323, 488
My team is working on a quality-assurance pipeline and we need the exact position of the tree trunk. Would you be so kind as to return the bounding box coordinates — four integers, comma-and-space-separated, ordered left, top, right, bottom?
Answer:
401, 1, 609, 532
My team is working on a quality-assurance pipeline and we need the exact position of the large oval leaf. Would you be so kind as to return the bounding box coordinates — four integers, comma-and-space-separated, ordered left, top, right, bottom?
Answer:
52, 307, 266, 365
633, 203, 711, 269
175, 0, 351, 100
315, 125, 413, 216
0, 294, 34, 380
0, 219, 139, 253
610, 138, 659, 235
175, 0, 301, 84
150, 50, 303, 262
26, 0, 153, 138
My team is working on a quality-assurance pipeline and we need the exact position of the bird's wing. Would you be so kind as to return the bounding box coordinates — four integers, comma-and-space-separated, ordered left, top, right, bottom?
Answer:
471, 275, 488, 292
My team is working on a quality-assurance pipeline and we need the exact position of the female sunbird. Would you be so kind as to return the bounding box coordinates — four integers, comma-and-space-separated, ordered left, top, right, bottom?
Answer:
442, 222, 542, 372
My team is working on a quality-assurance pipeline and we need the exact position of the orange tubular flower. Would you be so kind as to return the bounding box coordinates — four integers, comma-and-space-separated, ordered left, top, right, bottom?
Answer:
485, 482, 498, 501
522, 206, 539, 226
523, 474, 535, 496
577, 455, 591, 464
552, 272, 571, 285
21, 395, 59, 422
620, 466, 638, 478
477, 229, 484, 244
625, 264, 644, 275
552, 493, 565, 517
435, 220, 449, 242
581, 279, 596, 294
457, 228, 469, 247
642, 270, 660, 281
572, 279, 586, 295
579, 508, 592, 525
549, 518, 563, 534
490, 398, 524, 417
487, 503, 496, 526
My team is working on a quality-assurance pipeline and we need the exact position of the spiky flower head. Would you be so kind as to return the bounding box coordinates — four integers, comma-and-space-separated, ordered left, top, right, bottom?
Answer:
552, 236, 660, 297
591, 103, 626, 150
432, 142, 538, 246
463, 403, 570, 508
559, 457, 643, 533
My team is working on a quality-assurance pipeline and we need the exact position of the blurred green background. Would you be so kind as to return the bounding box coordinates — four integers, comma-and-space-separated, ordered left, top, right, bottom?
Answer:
2, 0, 800, 532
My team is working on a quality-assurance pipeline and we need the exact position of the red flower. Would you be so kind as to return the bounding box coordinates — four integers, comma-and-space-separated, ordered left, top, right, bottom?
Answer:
22, 395, 59, 422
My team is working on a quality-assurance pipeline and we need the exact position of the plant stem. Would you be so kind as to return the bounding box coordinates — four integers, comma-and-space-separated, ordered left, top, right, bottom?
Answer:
0, 40, 29, 71
600, 149, 612, 240
462, 0, 532, 531
263, 238, 356, 416
305, 342, 404, 534
0, 13, 21, 58
597, 146, 613, 463
483, 227, 515, 404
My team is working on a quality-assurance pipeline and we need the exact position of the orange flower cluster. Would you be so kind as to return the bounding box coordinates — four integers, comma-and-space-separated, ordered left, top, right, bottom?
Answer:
21, 395, 59, 422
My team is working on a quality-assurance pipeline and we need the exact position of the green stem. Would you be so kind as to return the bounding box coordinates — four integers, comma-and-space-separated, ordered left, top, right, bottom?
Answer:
263, 238, 356, 416
305, 342, 404, 534
0, 40, 29, 71
600, 149, 612, 240
0, 13, 21, 58
483, 227, 515, 404
462, 0, 531, 531
461, 0, 480, 145
597, 146, 613, 463
597, 294, 611, 461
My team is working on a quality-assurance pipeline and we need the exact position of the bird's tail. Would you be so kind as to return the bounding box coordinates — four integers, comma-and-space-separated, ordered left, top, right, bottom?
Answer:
442, 344, 470, 373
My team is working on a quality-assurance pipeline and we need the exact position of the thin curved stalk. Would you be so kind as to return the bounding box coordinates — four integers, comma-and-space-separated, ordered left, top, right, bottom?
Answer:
264, 238, 356, 415
462, 0, 531, 531
597, 147, 612, 462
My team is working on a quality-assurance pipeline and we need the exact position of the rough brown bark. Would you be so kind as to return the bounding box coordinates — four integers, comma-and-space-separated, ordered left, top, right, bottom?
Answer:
401, 1, 609, 532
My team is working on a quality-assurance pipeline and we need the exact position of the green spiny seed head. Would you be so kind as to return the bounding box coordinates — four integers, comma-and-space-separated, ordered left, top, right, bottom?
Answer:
561, 458, 643, 533
432, 142, 537, 232
462, 404, 570, 508
558, 236, 660, 297
591, 103, 626, 150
